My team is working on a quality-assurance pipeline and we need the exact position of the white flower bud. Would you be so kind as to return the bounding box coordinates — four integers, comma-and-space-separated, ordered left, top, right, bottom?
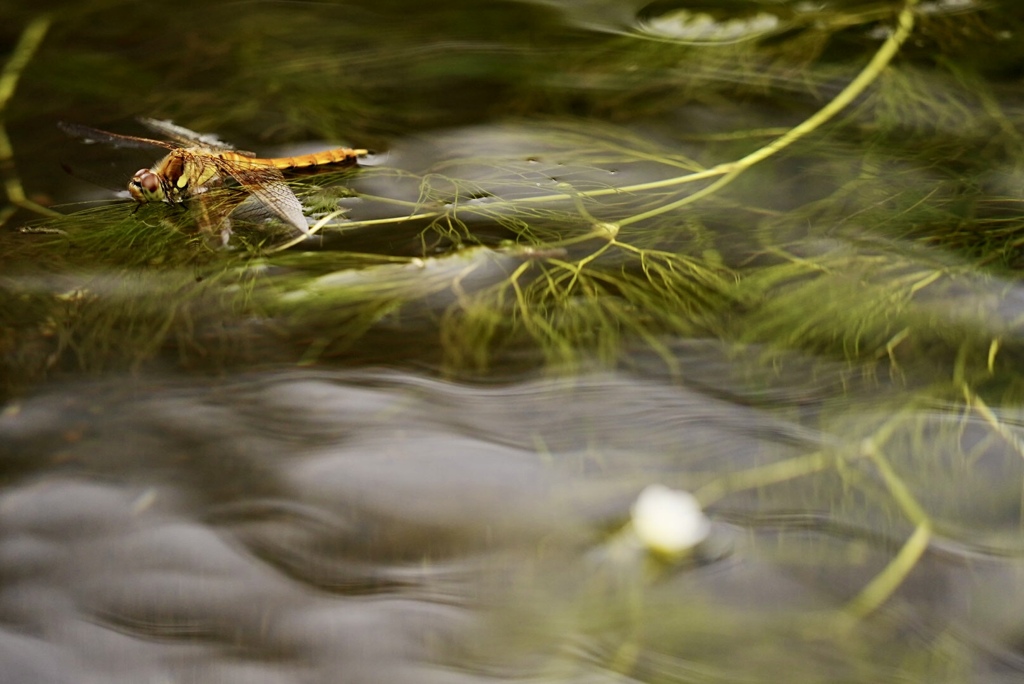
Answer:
631, 485, 710, 556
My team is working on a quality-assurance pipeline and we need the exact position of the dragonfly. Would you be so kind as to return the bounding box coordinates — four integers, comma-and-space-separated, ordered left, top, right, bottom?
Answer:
59, 118, 367, 236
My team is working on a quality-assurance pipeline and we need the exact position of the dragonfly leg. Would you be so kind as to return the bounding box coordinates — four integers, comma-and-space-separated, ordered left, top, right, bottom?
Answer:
219, 218, 233, 247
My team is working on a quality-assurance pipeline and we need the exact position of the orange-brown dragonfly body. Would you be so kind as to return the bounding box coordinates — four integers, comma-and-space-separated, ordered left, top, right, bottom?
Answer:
61, 118, 367, 235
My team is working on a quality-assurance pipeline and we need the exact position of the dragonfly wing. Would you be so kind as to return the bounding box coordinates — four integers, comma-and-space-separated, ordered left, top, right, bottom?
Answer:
192, 188, 241, 240
217, 162, 310, 235
137, 117, 246, 152
58, 122, 177, 151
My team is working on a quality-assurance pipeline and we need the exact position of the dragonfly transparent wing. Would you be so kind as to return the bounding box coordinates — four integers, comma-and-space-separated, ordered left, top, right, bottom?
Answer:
192, 187, 242, 239
213, 160, 310, 235
137, 118, 253, 155
58, 122, 177, 151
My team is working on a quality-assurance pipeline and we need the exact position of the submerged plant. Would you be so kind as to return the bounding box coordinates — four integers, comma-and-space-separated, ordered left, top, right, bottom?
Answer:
6, 0, 1019, 389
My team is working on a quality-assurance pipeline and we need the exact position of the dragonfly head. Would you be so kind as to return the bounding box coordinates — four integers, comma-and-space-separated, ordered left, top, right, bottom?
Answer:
128, 168, 165, 203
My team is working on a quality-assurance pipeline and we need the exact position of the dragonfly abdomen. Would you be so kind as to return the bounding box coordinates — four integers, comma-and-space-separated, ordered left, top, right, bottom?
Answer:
225, 147, 368, 170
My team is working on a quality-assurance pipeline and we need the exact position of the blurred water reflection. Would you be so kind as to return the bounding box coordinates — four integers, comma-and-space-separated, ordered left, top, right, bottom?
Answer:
0, 367, 778, 682
0, 364, 1021, 682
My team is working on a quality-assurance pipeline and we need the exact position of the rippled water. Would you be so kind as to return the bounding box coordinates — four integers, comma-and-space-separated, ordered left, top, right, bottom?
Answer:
6, 359, 1024, 682
3, 0, 1024, 682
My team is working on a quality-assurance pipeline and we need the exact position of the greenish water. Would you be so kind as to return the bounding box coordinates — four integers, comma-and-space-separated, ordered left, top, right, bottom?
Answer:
2, 1, 1024, 682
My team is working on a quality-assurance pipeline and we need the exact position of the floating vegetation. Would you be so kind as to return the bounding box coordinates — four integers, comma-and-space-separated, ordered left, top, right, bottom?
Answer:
636, 7, 783, 44
6, 0, 1021, 390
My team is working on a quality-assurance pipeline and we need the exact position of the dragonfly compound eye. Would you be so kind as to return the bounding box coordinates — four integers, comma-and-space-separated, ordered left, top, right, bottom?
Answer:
128, 169, 164, 202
